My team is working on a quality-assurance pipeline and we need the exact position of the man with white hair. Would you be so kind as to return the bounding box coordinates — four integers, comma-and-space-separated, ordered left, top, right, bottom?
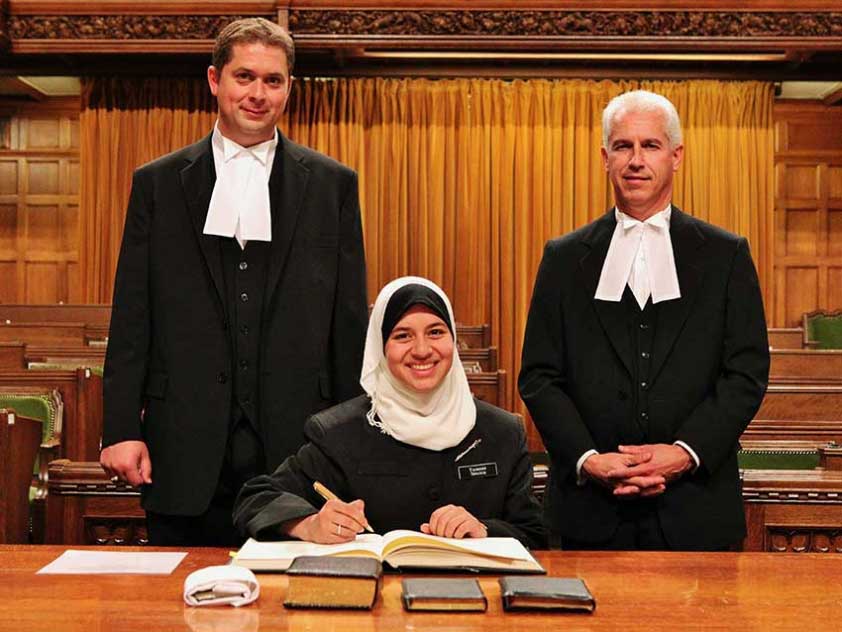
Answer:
519, 90, 769, 550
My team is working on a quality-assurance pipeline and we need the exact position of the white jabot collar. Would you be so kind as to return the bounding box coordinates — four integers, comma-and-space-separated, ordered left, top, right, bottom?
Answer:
203, 122, 277, 249
594, 204, 681, 308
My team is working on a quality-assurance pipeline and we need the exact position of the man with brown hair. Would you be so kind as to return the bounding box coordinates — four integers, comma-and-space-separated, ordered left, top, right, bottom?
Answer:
101, 18, 368, 546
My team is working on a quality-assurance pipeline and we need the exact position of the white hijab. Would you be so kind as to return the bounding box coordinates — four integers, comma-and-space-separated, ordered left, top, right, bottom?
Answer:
360, 276, 476, 451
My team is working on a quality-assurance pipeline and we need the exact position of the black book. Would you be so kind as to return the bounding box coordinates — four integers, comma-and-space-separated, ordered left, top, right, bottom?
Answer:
499, 576, 595, 612
284, 556, 382, 610
401, 578, 487, 612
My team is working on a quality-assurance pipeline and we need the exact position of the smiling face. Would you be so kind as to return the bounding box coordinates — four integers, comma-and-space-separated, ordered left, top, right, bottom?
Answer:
384, 305, 454, 394
207, 41, 292, 147
601, 109, 684, 221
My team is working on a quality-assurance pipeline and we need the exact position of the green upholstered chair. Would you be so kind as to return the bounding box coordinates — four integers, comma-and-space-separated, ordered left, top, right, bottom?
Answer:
738, 448, 821, 470
0, 390, 63, 542
803, 310, 842, 349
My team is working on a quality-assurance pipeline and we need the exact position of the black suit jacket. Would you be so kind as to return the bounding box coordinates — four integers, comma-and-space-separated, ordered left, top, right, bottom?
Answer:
518, 207, 769, 549
103, 133, 368, 516
233, 395, 546, 549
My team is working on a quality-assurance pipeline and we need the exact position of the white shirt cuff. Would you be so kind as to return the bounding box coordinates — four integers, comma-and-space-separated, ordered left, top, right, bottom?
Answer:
576, 449, 599, 486
674, 441, 700, 471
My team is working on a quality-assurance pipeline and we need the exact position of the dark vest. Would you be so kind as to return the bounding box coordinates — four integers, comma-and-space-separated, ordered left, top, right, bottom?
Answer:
621, 285, 660, 442
220, 237, 270, 427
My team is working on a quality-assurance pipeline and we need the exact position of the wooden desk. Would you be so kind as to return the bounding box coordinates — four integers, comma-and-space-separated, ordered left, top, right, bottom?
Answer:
3, 546, 841, 631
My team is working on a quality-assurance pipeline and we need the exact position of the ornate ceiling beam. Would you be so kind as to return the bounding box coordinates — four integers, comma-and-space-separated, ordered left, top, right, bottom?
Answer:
1, 2, 841, 76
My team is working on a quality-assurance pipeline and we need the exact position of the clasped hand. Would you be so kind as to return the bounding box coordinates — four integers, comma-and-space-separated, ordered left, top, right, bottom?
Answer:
582, 443, 693, 498
285, 500, 487, 543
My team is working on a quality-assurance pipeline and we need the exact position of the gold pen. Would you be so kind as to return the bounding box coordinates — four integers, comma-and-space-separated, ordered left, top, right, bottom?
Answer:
313, 481, 375, 533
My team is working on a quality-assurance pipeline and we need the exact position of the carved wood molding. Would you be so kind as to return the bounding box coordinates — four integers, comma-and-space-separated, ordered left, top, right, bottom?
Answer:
48, 459, 139, 496
288, 9, 842, 39
743, 489, 842, 504
4, 8, 842, 50
767, 528, 842, 553
84, 518, 147, 546
7, 14, 269, 40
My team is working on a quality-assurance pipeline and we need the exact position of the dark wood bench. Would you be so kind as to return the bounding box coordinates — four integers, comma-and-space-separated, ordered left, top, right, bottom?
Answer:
456, 323, 491, 349
0, 322, 87, 346
768, 327, 814, 350
0, 304, 111, 327
756, 384, 842, 421
459, 346, 498, 372
0, 410, 41, 543
466, 370, 508, 409
770, 349, 842, 380
0, 342, 26, 370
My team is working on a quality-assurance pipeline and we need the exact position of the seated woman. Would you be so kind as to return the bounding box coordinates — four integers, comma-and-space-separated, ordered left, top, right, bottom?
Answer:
233, 277, 545, 548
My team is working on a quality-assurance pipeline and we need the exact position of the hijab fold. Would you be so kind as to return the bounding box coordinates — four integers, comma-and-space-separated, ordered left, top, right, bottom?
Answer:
360, 277, 476, 451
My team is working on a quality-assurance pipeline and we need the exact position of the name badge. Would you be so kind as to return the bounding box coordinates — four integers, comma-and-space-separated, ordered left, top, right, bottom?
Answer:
457, 462, 499, 480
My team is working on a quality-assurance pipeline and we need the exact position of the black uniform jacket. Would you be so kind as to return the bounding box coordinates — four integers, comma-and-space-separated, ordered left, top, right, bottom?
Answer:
518, 207, 769, 549
233, 395, 547, 549
102, 132, 368, 515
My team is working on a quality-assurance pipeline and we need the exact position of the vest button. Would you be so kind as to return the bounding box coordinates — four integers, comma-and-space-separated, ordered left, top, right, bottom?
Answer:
217, 372, 228, 384
239, 261, 248, 271
240, 292, 249, 303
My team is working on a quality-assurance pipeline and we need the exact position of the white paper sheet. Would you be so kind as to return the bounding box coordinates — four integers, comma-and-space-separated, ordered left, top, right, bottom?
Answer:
37, 550, 187, 575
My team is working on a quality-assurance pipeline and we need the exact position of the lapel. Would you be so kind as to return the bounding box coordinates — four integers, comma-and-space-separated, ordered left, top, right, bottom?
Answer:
579, 210, 635, 378
649, 206, 706, 384
263, 133, 310, 319
180, 134, 226, 314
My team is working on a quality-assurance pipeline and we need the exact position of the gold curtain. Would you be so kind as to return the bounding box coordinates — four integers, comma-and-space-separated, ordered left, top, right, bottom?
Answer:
80, 77, 774, 448
79, 78, 216, 303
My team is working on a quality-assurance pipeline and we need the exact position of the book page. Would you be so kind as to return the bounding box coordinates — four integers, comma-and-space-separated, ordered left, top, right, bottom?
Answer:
380, 530, 533, 561
236, 535, 384, 563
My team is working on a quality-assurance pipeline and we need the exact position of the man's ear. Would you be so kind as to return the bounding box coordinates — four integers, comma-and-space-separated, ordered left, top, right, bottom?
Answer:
284, 75, 295, 112
672, 144, 685, 172
207, 65, 220, 96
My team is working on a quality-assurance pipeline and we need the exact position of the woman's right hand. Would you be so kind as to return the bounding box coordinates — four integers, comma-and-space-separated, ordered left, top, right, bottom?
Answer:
283, 499, 369, 544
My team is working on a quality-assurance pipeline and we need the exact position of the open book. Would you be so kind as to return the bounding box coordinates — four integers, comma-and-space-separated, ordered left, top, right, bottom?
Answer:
233, 530, 544, 573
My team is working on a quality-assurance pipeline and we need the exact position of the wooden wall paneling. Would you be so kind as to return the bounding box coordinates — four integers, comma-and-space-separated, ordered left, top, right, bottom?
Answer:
774, 102, 842, 326
784, 268, 819, 327
0, 101, 80, 303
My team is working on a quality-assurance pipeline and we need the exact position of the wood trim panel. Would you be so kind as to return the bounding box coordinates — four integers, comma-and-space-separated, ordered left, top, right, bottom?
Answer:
8, 1, 278, 14
4, 4, 842, 56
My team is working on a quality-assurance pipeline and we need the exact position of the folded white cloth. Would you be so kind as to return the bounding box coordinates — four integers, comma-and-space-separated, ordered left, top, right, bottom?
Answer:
183, 565, 260, 607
